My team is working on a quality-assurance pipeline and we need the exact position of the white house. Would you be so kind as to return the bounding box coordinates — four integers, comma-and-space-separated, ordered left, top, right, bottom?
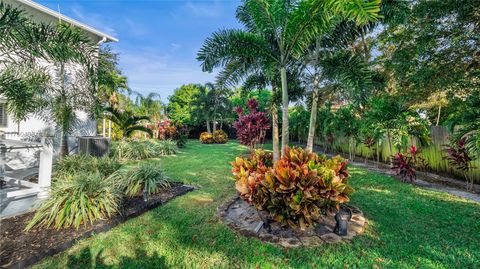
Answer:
0, 0, 117, 217
0, 0, 117, 160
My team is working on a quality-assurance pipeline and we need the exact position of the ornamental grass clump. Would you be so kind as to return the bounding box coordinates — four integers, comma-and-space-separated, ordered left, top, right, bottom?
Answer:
112, 163, 171, 197
232, 147, 353, 230
110, 140, 177, 160
26, 172, 122, 230
54, 155, 121, 178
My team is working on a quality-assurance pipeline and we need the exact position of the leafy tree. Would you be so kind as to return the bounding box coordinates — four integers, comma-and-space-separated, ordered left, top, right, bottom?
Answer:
167, 84, 201, 126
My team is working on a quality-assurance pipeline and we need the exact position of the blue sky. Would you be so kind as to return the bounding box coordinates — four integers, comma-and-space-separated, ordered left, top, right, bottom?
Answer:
37, 0, 242, 101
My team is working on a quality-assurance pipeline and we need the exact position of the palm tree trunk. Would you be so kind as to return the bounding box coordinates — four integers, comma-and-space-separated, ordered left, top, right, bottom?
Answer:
280, 65, 289, 156
306, 74, 320, 152
272, 104, 280, 162
60, 130, 69, 158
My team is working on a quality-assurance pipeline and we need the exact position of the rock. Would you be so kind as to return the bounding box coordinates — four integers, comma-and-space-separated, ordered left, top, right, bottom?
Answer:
278, 237, 302, 248
320, 233, 343, 244
348, 222, 364, 234
341, 230, 357, 241
298, 236, 323, 247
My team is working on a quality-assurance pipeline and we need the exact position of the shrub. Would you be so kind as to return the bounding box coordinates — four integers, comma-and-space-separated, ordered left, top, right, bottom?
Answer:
54, 155, 121, 178
146, 139, 178, 156
112, 163, 170, 197
233, 99, 270, 150
26, 172, 122, 230
391, 146, 428, 182
443, 138, 475, 191
213, 130, 228, 144
232, 147, 353, 230
110, 140, 177, 160
200, 132, 214, 144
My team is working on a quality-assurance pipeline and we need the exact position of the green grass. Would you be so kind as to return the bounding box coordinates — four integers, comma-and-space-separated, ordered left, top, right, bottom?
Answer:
34, 141, 480, 269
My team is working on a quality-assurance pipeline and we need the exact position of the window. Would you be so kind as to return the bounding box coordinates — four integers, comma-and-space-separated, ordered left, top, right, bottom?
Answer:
0, 103, 8, 127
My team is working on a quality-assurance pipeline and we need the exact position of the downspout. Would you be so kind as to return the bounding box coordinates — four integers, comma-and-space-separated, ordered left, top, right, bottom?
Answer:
97, 37, 108, 137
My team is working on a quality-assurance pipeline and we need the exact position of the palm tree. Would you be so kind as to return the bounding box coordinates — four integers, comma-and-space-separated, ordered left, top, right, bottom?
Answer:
41, 24, 98, 157
199, 0, 381, 156
104, 107, 153, 139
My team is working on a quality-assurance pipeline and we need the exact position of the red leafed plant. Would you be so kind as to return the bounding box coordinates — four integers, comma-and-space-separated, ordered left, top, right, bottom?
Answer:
392, 145, 429, 182
392, 153, 416, 182
443, 138, 475, 191
233, 99, 270, 150
232, 147, 353, 230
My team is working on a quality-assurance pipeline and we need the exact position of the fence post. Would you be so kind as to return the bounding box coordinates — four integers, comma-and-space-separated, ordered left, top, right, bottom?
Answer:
37, 143, 53, 199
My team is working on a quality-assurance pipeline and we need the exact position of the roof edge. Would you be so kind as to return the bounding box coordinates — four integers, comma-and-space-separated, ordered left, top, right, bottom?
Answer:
16, 0, 118, 42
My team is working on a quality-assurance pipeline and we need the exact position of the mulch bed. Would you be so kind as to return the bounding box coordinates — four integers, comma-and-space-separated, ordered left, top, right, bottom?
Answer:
0, 183, 194, 269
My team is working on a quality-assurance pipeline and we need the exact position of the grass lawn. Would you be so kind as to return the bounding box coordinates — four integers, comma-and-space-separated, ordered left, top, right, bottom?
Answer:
34, 141, 479, 268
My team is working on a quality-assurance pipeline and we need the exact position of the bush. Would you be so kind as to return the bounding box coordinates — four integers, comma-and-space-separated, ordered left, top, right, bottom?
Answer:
232, 147, 353, 230
110, 140, 177, 160
112, 163, 170, 197
26, 172, 122, 230
200, 132, 214, 144
233, 99, 270, 149
213, 130, 228, 144
54, 155, 121, 178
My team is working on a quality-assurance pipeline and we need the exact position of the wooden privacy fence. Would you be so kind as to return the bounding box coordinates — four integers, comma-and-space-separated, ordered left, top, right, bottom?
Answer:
315, 126, 480, 183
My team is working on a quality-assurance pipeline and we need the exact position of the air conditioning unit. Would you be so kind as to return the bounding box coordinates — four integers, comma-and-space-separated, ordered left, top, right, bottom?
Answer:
77, 136, 110, 157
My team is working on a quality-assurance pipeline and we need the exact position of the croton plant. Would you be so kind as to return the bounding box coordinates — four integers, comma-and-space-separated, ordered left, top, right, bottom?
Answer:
232, 147, 353, 230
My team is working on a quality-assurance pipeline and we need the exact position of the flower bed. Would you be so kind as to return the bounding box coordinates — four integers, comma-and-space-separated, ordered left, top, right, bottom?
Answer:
0, 183, 194, 269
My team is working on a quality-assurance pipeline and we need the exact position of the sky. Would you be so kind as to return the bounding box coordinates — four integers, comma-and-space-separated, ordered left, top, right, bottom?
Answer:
36, 0, 242, 101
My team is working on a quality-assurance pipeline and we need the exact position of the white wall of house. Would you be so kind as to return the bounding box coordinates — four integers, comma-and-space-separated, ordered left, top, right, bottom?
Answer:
1, 0, 117, 168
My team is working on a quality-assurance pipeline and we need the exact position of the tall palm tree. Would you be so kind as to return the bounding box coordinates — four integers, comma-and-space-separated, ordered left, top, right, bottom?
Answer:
41, 24, 98, 157
104, 107, 153, 139
198, 0, 381, 156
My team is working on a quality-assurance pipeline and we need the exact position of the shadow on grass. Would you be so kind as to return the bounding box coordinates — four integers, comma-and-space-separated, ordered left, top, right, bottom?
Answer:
66, 248, 168, 269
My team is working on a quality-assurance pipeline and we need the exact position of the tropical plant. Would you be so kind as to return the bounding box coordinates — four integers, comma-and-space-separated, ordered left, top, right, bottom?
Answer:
443, 138, 476, 191
25, 172, 122, 230
391, 145, 429, 182
198, 0, 381, 157
232, 146, 353, 230
54, 155, 121, 178
104, 106, 152, 139
113, 163, 170, 197
109, 140, 177, 160
233, 99, 270, 150
199, 132, 214, 144
213, 130, 228, 144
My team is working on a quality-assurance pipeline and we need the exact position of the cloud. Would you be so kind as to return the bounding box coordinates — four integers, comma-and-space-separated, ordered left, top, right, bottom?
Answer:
119, 48, 216, 101
182, 1, 221, 17
70, 5, 117, 36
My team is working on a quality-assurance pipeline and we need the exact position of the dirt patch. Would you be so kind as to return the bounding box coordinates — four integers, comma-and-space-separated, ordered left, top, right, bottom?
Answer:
218, 197, 366, 248
0, 183, 194, 269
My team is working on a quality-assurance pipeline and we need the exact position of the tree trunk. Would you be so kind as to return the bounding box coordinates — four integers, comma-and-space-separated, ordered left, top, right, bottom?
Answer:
280, 65, 289, 156
206, 117, 211, 133
306, 73, 320, 152
60, 131, 69, 158
272, 104, 280, 162
436, 105, 441, 126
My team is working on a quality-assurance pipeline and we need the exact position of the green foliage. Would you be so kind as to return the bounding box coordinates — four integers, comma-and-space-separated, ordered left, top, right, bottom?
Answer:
25, 172, 122, 230
167, 84, 201, 126
232, 147, 353, 230
105, 106, 153, 139
110, 140, 177, 160
112, 163, 170, 197
54, 155, 121, 178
